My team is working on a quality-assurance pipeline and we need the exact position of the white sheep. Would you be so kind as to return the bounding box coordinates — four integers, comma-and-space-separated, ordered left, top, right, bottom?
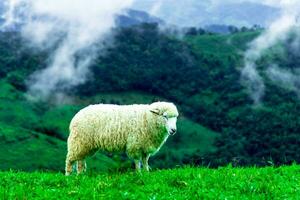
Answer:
65, 101, 179, 175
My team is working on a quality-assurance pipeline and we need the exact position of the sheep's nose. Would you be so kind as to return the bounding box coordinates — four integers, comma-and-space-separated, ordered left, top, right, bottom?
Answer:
170, 128, 176, 135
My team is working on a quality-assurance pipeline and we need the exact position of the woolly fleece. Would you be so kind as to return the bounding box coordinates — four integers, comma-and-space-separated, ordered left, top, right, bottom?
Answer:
65, 102, 178, 175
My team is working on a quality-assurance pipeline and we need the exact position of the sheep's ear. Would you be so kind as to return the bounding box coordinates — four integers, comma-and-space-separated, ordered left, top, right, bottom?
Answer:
150, 108, 160, 115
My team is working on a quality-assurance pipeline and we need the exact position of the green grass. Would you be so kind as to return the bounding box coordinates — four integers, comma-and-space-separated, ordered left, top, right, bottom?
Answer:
0, 123, 66, 171
1, 165, 300, 199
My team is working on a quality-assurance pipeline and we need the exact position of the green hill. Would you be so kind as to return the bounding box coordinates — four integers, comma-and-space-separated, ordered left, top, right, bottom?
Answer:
1, 23, 300, 169
1, 165, 300, 199
0, 79, 218, 171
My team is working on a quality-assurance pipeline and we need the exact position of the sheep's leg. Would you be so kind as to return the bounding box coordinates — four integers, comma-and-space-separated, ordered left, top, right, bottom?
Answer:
134, 159, 141, 171
66, 135, 78, 176
77, 160, 87, 175
142, 154, 150, 171
127, 147, 142, 171
65, 156, 75, 176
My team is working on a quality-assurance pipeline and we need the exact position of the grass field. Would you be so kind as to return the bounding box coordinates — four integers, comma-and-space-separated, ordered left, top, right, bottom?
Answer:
1, 165, 300, 199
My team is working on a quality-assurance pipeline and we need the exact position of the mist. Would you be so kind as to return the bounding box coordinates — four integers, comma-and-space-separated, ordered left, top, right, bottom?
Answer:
267, 65, 300, 97
1, 0, 133, 100
241, 1, 300, 104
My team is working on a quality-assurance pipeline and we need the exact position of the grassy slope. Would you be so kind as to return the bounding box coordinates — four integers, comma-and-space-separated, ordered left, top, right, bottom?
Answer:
0, 80, 218, 171
0, 122, 118, 172
1, 165, 300, 199
0, 123, 66, 171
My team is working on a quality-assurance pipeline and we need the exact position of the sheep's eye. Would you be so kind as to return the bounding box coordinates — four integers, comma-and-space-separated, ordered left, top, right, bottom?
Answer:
163, 112, 168, 119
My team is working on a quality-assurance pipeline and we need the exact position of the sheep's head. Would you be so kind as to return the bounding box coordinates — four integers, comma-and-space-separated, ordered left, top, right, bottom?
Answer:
150, 102, 179, 136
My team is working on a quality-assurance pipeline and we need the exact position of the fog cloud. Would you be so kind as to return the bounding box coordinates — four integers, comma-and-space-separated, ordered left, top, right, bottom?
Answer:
241, 1, 300, 104
2, 0, 133, 100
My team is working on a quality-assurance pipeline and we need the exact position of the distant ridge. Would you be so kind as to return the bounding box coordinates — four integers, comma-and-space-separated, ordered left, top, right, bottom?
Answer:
116, 9, 164, 27
132, 1, 280, 27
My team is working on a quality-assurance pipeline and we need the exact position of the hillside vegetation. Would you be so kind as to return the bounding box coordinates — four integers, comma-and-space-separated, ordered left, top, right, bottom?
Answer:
1, 165, 300, 199
1, 23, 300, 170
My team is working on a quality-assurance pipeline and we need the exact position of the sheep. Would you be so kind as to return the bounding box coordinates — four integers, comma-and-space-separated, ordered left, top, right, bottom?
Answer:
65, 101, 179, 175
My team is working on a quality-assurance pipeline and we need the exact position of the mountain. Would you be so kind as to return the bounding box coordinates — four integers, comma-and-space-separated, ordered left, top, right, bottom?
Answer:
0, 1, 280, 30
132, 1, 280, 27
1, 22, 300, 170
1, 2, 300, 172
133, 0, 208, 27
213, 2, 280, 27
116, 9, 164, 27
